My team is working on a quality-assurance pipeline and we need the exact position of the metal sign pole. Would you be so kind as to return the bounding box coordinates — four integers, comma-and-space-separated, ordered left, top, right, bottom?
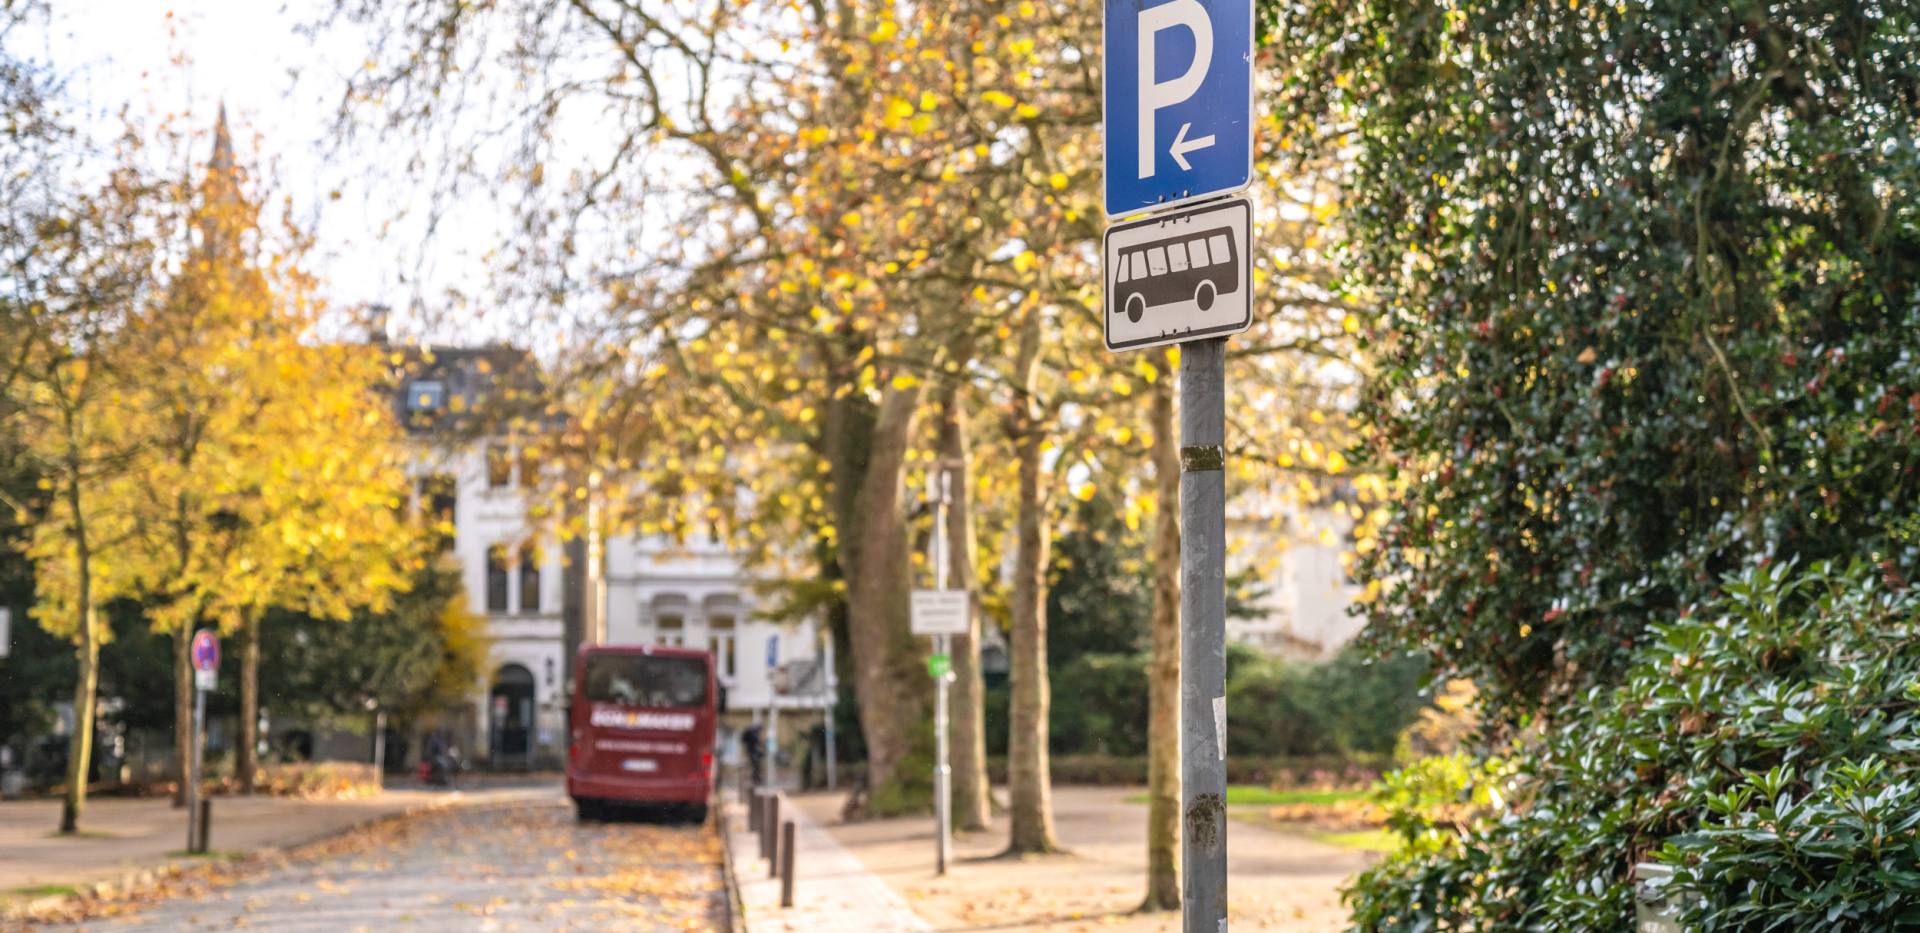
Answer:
932, 467, 952, 877
188, 680, 206, 852
1180, 338, 1228, 932
823, 636, 837, 791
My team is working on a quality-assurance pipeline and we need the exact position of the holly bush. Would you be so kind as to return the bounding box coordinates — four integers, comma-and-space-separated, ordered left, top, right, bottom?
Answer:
1348, 561, 1920, 928
1266, 0, 1920, 725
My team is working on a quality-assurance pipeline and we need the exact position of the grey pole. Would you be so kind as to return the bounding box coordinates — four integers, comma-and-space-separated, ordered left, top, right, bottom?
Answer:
931, 467, 952, 877
188, 680, 206, 853
372, 709, 387, 789
768, 702, 781, 790
823, 637, 837, 791
1180, 338, 1228, 932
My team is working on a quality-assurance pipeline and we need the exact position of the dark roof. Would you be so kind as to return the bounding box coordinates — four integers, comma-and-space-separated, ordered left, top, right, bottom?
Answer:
385, 344, 549, 438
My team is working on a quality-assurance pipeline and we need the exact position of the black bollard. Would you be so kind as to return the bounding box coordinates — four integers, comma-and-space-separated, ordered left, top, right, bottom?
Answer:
780, 820, 796, 908
196, 799, 212, 854
766, 795, 782, 877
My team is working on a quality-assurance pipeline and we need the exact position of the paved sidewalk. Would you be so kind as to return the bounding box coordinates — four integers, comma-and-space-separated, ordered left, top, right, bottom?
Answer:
0, 784, 544, 901
726, 791, 930, 932
785, 786, 1372, 932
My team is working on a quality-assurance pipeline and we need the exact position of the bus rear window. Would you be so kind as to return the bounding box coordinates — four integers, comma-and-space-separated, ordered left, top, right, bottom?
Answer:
584, 654, 708, 708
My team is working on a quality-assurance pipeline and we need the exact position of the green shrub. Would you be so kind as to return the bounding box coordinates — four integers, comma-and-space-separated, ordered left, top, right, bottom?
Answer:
1228, 646, 1427, 758
1346, 562, 1920, 930
1049, 653, 1151, 756
999, 645, 1425, 762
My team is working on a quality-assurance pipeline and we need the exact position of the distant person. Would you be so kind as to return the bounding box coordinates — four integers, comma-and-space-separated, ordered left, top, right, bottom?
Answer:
741, 723, 765, 787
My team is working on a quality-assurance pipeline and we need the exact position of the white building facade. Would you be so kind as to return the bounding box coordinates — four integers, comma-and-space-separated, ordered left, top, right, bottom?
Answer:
1227, 503, 1365, 658
395, 345, 828, 771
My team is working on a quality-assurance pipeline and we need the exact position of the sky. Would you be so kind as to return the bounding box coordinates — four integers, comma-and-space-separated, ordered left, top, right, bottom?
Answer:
29, 0, 498, 335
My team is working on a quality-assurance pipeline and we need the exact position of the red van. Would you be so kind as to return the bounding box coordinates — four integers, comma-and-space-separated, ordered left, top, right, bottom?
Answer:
567, 644, 719, 822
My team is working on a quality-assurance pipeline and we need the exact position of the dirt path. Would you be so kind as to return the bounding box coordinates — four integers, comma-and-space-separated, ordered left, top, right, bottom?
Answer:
789, 785, 1372, 932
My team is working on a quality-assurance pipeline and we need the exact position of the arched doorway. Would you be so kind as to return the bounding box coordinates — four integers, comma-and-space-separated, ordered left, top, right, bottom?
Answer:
489, 663, 536, 768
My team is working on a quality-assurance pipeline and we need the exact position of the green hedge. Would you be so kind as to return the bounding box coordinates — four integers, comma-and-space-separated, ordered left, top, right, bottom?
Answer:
984, 644, 1428, 762
983, 753, 1389, 787
1347, 562, 1920, 929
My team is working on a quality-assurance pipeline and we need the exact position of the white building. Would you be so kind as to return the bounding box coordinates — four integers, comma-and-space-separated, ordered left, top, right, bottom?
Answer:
393, 345, 829, 770
1228, 502, 1364, 658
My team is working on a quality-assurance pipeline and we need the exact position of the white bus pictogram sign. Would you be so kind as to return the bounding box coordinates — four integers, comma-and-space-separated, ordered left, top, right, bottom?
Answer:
1103, 195, 1252, 352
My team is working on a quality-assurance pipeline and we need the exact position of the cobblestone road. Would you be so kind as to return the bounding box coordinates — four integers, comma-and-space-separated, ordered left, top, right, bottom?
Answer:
35, 790, 727, 932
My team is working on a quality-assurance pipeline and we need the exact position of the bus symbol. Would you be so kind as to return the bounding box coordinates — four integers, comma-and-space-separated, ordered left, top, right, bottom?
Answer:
1111, 226, 1240, 323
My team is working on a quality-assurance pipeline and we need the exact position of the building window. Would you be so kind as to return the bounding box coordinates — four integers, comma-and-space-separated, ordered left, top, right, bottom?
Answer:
655, 613, 685, 648
486, 445, 513, 488
519, 546, 541, 614
518, 448, 540, 490
708, 614, 737, 681
408, 380, 445, 412
421, 474, 457, 550
486, 545, 510, 613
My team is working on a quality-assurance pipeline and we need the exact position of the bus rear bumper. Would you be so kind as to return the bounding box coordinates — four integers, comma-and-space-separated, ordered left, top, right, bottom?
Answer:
567, 770, 711, 805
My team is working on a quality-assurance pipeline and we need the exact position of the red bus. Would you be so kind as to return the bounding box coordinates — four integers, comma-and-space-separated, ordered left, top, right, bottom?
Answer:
567, 644, 719, 822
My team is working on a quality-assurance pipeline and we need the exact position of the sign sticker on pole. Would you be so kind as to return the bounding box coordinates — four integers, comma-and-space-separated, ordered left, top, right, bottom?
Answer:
1104, 0, 1254, 218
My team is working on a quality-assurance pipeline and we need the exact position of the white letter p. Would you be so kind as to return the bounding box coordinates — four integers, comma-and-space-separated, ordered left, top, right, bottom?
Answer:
1137, 0, 1212, 180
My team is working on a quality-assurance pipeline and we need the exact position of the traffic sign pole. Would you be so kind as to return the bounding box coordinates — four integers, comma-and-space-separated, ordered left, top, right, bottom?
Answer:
186, 629, 219, 855
930, 466, 953, 878
1103, 0, 1246, 924
189, 678, 206, 852
1180, 339, 1228, 932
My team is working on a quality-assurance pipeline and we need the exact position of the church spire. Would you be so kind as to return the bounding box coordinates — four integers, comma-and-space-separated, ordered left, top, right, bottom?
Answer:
196, 103, 246, 260
210, 101, 234, 175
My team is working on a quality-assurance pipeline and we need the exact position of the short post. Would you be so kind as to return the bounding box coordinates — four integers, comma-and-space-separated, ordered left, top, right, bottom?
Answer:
780, 820, 797, 908
754, 792, 769, 858
197, 799, 212, 854
766, 795, 783, 877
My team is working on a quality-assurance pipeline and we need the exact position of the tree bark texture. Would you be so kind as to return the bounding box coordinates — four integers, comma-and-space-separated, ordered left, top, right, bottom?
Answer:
1142, 358, 1182, 910
937, 384, 993, 832
1004, 317, 1060, 854
61, 608, 99, 835
173, 622, 191, 807
237, 612, 260, 793
59, 456, 98, 835
839, 384, 933, 815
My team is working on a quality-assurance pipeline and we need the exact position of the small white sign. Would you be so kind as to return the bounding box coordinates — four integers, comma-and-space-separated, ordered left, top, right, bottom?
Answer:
0, 607, 10, 659
1104, 195, 1253, 352
910, 590, 971, 636
195, 668, 216, 692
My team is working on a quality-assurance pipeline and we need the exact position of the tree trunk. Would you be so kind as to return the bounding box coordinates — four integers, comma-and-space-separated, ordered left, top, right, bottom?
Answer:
1004, 317, 1060, 854
840, 384, 932, 816
173, 622, 192, 807
60, 606, 99, 835
937, 384, 992, 832
237, 611, 260, 794
59, 464, 97, 836
1142, 356, 1182, 910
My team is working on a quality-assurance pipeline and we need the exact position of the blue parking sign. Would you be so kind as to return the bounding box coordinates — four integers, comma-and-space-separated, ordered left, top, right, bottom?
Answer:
1104, 0, 1254, 218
